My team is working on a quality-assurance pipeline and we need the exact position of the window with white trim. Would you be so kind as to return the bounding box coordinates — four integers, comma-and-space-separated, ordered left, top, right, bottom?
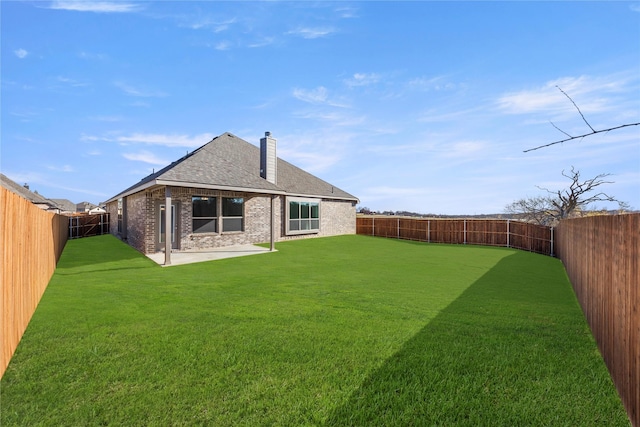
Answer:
192, 196, 217, 233
287, 197, 320, 235
222, 197, 244, 232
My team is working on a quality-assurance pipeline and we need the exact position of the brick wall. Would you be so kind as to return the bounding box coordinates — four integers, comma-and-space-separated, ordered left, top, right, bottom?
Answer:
110, 186, 355, 254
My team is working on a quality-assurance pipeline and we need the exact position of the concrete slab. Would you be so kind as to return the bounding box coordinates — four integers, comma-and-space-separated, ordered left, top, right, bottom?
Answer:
146, 244, 274, 267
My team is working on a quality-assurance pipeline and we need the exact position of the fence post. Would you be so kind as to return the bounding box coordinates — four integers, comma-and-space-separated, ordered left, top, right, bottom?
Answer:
427, 220, 430, 243
506, 220, 510, 248
397, 217, 400, 239
372, 216, 375, 237
550, 226, 554, 257
464, 219, 467, 245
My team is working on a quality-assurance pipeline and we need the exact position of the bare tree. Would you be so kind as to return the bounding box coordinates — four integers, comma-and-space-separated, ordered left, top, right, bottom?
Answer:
505, 166, 624, 225
524, 86, 639, 153
504, 195, 556, 226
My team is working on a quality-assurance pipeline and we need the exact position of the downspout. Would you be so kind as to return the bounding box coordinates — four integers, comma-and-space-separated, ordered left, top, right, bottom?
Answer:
270, 194, 276, 251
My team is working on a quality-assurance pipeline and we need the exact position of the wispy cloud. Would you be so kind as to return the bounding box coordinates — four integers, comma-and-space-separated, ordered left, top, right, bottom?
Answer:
123, 150, 169, 165
335, 6, 359, 18
213, 41, 232, 51
496, 74, 635, 115
56, 76, 89, 87
14, 49, 28, 59
408, 75, 459, 91
48, 1, 141, 13
47, 164, 74, 172
114, 82, 167, 97
293, 110, 364, 127
287, 27, 335, 39
630, 3, 640, 12
116, 132, 215, 148
78, 51, 108, 61
89, 115, 123, 122
292, 86, 350, 107
344, 72, 380, 87
248, 37, 276, 48
293, 86, 329, 104
186, 16, 237, 32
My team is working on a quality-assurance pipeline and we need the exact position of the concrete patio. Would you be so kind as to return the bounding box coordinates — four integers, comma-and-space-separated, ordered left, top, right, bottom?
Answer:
146, 244, 275, 267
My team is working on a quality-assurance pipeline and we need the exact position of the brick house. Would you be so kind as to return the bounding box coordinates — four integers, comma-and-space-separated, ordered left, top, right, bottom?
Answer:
104, 132, 358, 258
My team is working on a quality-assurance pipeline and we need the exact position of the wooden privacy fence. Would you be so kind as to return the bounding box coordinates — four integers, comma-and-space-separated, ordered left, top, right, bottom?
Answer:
1, 187, 68, 378
556, 214, 639, 427
356, 216, 554, 256
69, 213, 110, 239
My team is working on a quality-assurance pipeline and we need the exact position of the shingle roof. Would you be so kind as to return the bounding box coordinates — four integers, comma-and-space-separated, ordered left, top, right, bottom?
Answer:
107, 132, 357, 202
1, 173, 54, 206
50, 198, 77, 212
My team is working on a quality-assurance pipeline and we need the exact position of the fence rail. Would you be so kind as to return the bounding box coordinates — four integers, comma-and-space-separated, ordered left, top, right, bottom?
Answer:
556, 214, 639, 427
69, 213, 110, 239
1, 187, 68, 377
357, 216, 554, 256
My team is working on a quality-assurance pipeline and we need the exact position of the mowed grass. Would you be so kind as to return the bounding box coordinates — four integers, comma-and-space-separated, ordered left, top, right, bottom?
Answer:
1, 235, 628, 426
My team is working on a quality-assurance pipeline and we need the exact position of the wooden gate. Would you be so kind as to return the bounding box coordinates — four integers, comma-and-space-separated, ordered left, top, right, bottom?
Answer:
68, 213, 110, 239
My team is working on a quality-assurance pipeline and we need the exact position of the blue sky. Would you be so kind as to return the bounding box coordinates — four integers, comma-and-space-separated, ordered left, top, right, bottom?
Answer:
2, 1, 639, 214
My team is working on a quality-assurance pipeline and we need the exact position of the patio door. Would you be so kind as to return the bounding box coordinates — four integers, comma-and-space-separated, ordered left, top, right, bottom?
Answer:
158, 203, 179, 250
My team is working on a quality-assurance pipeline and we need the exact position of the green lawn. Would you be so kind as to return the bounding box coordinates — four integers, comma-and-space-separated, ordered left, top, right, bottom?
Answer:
1, 235, 628, 426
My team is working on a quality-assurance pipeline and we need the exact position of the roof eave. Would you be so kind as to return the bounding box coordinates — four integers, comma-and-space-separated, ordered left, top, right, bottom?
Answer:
106, 179, 358, 204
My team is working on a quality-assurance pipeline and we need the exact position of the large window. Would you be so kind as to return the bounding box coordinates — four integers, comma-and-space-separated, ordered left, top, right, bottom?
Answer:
222, 197, 244, 232
192, 196, 217, 233
288, 197, 320, 234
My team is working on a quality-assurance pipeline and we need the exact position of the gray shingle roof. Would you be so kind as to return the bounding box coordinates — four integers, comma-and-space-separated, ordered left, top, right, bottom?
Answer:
107, 132, 357, 202
1, 173, 54, 206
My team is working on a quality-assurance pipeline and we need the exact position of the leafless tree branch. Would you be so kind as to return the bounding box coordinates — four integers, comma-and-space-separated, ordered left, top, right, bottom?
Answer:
523, 87, 640, 153
556, 85, 596, 133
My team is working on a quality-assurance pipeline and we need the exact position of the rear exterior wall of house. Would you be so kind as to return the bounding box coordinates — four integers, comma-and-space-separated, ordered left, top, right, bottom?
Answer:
107, 186, 356, 254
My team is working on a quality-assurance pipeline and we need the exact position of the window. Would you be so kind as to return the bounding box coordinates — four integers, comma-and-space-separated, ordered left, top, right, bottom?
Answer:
117, 198, 123, 233
287, 197, 320, 234
222, 197, 244, 232
192, 196, 217, 233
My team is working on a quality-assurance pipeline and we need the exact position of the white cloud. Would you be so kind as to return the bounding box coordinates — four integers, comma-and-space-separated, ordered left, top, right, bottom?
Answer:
293, 110, 364, 127
56, 76, 89, 87
89, 115, 122, 122
123, 151, 169, 165
49, 1, 141, 13
188, 17, 237, 32
116, 132, 215, 148
496, 74, 634, 115
293, 86, 329, 104
114, 82, 167, 97
408, 75, 458, 91
335, 6, 358, 18
14, 49, 28, 59
47, 164, 74, 172
345, 72, 380, 87
292, 86, 350, 108
213, 41, 232, 51
248, 37, 276, 48
287, 27, 335, 39
78, 51, 108, 60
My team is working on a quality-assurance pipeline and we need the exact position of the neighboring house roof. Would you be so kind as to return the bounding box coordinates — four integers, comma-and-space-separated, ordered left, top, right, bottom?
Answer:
0, 173, 61, 211
106, 132, 358, 203
77, 201, 98, 212
50, 198, 77, 213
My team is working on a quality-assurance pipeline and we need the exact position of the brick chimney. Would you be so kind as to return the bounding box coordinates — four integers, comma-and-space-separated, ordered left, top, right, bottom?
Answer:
260, 131, 277, 184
